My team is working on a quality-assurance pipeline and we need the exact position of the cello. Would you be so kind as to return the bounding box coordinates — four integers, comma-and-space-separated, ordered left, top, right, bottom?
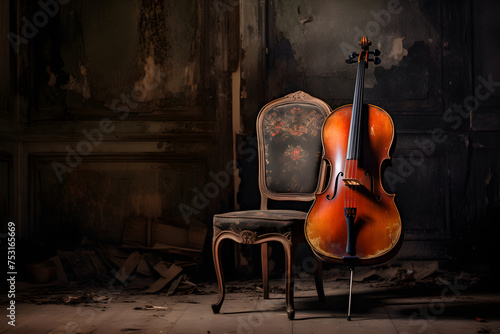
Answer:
305, 36, 403, 320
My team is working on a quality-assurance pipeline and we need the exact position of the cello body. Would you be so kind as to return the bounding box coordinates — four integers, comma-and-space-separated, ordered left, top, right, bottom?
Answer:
305, 104, 402, 265
305, 37, 402, 266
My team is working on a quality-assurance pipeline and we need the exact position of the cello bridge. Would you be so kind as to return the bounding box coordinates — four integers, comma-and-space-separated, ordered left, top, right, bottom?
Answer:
343, 178, 362, 187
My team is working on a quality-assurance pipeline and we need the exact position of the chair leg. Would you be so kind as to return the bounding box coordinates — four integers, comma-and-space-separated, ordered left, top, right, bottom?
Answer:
314, 258, 325, 302
261, 243, 269, 299
282, 240, 295, 320
211, 235, 226, 314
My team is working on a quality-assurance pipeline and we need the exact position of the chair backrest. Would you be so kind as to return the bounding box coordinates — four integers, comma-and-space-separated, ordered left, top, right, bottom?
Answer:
256, 91, 331, 209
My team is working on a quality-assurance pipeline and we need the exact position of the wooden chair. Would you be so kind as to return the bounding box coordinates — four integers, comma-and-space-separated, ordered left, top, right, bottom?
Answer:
211, 91, 331, 320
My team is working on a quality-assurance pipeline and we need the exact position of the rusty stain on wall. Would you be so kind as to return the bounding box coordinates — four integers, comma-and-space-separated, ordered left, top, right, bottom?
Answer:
365, 36, 408, 88
265, 0, 440, 101
62, 65, 91, 101
133, 56, 165, 102
383, 37, 408, 69
136, 0, 199, 105
138, 0, 169, 65
38, 0, 204, 111
46, 66, 57, 87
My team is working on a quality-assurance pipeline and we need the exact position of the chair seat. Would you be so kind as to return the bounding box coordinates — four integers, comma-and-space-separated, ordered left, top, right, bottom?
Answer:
214, 209, 307, 235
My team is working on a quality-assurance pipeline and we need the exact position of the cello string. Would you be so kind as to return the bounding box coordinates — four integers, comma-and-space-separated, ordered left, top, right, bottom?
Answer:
350, 57, 363, 208
344, 49, 365, 253
346, 52, 366, 211
354, 57, 364, 209
354, 57, 365, 162
350, 59, 359, 208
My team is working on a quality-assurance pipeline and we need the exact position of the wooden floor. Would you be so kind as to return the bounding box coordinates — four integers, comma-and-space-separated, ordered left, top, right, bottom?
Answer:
2, 272, 499, 334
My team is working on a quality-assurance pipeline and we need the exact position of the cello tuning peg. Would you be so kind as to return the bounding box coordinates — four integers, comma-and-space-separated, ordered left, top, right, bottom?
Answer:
374, 57, 381, 65
373, 49, 381, 56
359, 38, 372, 47
346, 52, 358, 64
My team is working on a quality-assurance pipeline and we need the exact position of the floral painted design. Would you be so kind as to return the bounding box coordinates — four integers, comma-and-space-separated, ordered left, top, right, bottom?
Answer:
285, 145, 304, 161
262, 105, 327, 193
264, 106, 323, 141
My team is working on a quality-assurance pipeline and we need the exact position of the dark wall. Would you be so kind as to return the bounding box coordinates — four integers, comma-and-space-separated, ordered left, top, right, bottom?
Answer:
239, 0, 500, 265
1, 0, 499, 268
0, 0, 236, 245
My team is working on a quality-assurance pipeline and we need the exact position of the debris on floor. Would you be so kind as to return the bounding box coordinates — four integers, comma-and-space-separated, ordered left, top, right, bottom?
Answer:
319, 260, 477, 287
18, 236, 206, 303
16, 217, 208, 300
18, 219, 207, 304
121, 216, 207, 256
133, 305, 169, 311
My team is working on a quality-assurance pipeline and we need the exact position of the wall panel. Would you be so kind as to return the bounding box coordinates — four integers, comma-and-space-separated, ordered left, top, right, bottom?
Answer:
1, 0, 235, 243
31, 155, 208, 244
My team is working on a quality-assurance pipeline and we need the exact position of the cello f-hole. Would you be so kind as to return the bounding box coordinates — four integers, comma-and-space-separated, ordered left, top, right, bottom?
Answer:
326, 172, 343, 201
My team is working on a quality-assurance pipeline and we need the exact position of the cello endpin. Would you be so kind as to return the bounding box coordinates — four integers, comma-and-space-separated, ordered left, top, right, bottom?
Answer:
347, 266, 354, 321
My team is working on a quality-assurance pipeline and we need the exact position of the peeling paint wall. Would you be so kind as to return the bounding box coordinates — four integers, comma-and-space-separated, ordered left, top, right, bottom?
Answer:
266, 0, 438, 102
1, 0, 235, 245
136, 0, 200, 104
36, 0, 202, 113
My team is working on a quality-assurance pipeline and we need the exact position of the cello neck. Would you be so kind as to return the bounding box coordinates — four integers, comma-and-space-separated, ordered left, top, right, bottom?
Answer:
346, 57, 366, 161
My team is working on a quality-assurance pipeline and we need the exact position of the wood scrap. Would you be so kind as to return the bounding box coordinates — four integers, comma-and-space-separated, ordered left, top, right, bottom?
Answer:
114, 251, 141, 284
152, 261, 171, 277
64, 295, 88, 304
152, 223, 189, 248
144, 263, 182, 293
180, 277, 197, 288
145, 277, 171, 294
92, 295, 110, 303
413, 261, 439, 281
134, 305, 169, 311
152, 242, 202, 254
167, 275, 184, 296
136, 254, 153, 276
143, 252, 163, 268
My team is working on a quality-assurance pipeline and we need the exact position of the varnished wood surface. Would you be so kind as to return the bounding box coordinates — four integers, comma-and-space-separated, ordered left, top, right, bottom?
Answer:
305, 104, 402, 265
